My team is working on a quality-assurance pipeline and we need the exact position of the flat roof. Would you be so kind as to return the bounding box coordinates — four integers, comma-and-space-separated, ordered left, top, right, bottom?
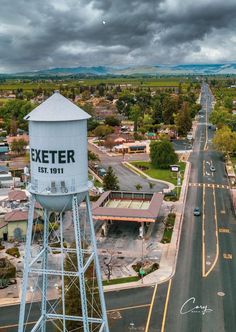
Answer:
92, 191, 163, 223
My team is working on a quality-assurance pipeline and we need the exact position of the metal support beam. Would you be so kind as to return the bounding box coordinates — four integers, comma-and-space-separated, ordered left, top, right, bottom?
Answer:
86, 193, 110, 332
72, 195, 90, 332
46, 313, 103, 324
41, 209, 49, 332
18, 196, 36, 332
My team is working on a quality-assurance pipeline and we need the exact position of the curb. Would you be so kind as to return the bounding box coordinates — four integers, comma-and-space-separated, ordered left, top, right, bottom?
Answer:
122, 162, 175, 191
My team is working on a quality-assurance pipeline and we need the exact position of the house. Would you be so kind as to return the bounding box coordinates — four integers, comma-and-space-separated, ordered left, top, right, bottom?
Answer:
8, 190, 27, 202
0, 166, 13, 187
4, 210, 37, 241
0, 220, 8, 241
7, 134, 29, 148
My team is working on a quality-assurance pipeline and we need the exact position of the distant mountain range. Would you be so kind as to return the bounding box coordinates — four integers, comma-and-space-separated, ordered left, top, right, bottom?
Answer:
9, 63, 236, 77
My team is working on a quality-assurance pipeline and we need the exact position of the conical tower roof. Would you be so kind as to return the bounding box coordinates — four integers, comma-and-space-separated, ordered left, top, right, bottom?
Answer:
24, 91, 91, 122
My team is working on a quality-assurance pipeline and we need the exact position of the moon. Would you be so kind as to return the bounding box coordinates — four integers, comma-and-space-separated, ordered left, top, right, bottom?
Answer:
102, 20, 106, 25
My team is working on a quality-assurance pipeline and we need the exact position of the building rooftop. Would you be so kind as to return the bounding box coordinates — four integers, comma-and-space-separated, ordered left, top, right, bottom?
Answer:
92, 191, 163, 223
8, 190, 27, 202
4, 210, 37, 222
24, 91, 91, 122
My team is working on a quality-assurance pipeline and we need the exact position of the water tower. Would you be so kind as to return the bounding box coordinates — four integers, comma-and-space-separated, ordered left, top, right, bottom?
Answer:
18, 92, 109, 332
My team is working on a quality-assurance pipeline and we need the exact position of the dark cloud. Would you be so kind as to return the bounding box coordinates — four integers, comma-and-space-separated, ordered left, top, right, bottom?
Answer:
0, 0, 235, 72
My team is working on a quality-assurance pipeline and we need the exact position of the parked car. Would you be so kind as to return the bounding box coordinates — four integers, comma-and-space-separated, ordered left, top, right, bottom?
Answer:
193, 207, 201, 216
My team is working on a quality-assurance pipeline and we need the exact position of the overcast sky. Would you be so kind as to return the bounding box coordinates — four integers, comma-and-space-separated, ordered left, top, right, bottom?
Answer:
0, 0, 236, 72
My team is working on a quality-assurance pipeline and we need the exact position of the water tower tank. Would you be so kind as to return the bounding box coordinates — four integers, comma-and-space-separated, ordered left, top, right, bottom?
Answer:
25, 91, 91, 211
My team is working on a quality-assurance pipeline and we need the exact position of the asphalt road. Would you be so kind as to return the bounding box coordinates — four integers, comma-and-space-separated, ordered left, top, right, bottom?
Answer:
88, 142, 168, 193
162, 83, 236, 332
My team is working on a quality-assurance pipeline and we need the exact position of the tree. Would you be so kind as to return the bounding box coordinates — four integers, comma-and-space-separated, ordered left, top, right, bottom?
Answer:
212, 126, 236, 156
94, 125, 114, 139
103, 166, 120, 191
175, 103, 192, 136
88, 150, 100, 163
135, 184, 142, 191
104, 136, 116, 151
10, 138, 28, 154
130, 105, 142, 132
104, 115, 120, 127
64, 242, 101, 331
150, 139, 178, 169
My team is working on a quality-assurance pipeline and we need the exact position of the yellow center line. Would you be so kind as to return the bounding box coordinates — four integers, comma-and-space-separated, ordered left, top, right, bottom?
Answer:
145, 283, 158, 332
161, 279, 172, 332
202, 183, 206, 277
204, 187, 219, 278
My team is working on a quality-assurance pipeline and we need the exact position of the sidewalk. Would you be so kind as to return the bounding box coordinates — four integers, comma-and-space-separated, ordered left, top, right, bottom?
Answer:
104, 160, 191, 292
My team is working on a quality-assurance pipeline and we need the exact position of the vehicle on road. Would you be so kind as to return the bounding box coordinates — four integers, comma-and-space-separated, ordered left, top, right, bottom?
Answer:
193, 207, 201, 216
210, 166, 216, 172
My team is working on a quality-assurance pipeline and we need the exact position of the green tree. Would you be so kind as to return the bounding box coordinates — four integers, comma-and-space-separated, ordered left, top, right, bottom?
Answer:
94, 125, 114, 139
135, 184, 142, 191
104, 115, 120, 127
10, 138, 28, 154
88, 150, 100, 163
1, 99, 34, 132
103, 166, 120, 191
212, 126, 236, 156
150, 140, 178, 169
175, 103, 192, 136
63, 243, 101, 331
130, 105, 142, 132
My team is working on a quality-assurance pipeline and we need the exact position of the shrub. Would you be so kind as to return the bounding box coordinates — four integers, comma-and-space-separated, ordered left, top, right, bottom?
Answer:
6, 247, 20, 258
0, 258, 16, 279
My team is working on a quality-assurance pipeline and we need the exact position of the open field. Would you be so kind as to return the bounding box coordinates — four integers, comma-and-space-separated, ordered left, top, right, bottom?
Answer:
0, 77, 196, 91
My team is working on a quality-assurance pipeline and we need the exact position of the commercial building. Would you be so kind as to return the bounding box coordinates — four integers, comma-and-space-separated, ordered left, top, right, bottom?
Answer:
92, 191, 163, 236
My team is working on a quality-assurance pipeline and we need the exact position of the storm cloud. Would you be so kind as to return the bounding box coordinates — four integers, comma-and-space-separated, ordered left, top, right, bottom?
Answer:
0, 0, 236, 72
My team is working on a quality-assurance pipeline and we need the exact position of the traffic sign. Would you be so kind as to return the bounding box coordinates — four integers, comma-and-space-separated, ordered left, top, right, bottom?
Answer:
139, 268, 145, 276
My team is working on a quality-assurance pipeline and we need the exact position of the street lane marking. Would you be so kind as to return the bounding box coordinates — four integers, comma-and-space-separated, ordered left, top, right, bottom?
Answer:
223, 254, 232, 260
0, 321, 37, 329
219, 228, 230, 233
202, 183, 206, 277
145, 283, 158, 332
203, 187, 219, 278
161, 279, 172, 332
189, 183, 229, 189
0, 304, 152, 330
204, 102, 208, 151
107, 303, 150, 313
203, 160, 206, 177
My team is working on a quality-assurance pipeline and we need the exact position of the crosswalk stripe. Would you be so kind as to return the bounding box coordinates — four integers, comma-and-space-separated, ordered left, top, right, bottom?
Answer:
188, 183, 230, 190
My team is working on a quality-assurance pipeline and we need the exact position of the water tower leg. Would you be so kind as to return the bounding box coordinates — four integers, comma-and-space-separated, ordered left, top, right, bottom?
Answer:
85, 193, 109, 332
72, 195, 90, 332
41, 209, 49, 332
18, 196, 36, 332
59, 212, 66, 332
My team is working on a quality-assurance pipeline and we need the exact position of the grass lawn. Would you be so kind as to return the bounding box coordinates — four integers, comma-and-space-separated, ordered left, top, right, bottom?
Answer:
231, 156, 236, 168
161, 213, 176, 244
131, 161, 186, 186
103, 276, 139, 286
